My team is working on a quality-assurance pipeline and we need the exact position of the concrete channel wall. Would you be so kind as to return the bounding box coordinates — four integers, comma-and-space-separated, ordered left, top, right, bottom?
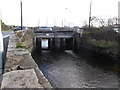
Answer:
1, 32, 52, 88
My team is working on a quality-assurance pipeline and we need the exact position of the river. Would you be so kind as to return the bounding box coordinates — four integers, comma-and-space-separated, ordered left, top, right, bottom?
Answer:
32, 49, 118, 88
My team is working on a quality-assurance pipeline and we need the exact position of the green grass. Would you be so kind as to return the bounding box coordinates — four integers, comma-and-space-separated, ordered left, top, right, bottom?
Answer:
87, 39, 118, 49
16, 43, 25, 48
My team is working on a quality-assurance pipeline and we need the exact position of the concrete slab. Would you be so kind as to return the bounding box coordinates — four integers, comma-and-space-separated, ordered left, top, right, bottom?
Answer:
1, 69, 43, 88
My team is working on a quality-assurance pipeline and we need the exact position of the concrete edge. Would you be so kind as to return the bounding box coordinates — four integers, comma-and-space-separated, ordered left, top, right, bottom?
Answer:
15, 32, 53, 88
22, 53, 52, 88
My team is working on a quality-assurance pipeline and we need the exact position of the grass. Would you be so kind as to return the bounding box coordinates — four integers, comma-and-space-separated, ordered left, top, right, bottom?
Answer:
84, 28, 118, 48
16, 42, 25, 48
87, 39, 118, 49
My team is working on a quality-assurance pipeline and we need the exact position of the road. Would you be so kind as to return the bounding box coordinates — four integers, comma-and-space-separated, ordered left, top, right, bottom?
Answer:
32, 50, 118, 88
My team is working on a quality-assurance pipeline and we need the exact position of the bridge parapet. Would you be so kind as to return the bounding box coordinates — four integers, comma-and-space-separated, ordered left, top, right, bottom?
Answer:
34, 30, 74, 38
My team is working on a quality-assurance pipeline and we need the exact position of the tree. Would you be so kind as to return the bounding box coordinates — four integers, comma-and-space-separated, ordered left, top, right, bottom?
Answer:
82, 16, 118, 29
107, 17, 118, 26
88, 16, 118, 28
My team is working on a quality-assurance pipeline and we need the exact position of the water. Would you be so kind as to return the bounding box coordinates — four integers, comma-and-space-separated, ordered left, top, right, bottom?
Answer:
32, 50, 118, 88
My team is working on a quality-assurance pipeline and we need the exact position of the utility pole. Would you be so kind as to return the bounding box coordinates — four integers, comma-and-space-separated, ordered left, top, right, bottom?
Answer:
89, 0, 92, 28
20, 0, 23, 30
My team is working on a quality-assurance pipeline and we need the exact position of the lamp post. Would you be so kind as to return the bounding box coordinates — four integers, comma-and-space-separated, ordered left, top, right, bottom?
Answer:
0, 11, 3, 75
20, 0, 23, 30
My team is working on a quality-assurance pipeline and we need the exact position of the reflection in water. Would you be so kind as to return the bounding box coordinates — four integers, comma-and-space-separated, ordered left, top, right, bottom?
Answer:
32, 50, 118, 88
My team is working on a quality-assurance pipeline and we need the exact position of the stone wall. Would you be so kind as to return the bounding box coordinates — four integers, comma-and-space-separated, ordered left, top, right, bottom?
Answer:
1, 31, 52, 88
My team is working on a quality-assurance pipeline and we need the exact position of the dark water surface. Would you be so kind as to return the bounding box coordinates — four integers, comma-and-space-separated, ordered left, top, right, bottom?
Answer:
32, 50, 118, 88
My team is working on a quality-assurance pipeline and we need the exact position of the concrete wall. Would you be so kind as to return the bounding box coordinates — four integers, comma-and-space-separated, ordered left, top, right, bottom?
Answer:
1, 32, 52, 88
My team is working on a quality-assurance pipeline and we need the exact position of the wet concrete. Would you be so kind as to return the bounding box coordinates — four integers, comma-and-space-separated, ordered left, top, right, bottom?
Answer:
32, 50, 118, 88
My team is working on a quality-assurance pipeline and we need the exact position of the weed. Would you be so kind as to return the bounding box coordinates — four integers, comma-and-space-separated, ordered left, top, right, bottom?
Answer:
16, 43, 25, 48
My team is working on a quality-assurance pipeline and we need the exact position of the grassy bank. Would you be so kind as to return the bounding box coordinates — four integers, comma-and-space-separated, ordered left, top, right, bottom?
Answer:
82, 28, 120, 55
77, 27, 119, 72
80, 27, 119, 61
15, 29, 35, 50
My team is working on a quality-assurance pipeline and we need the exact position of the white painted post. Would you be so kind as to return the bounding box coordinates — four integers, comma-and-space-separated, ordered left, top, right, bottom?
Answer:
0, 12, 3, 75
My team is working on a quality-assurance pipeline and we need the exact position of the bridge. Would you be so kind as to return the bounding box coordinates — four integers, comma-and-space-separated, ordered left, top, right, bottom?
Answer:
33, 30, 77, 50
34, 30, 74, 38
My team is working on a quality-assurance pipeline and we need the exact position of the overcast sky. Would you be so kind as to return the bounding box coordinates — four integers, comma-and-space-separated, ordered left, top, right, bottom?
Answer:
0, 0, 119, 27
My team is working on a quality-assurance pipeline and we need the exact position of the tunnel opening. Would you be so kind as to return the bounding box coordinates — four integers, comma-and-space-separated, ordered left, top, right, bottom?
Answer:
65, 38, 73, 50
36, 38, 74, 51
